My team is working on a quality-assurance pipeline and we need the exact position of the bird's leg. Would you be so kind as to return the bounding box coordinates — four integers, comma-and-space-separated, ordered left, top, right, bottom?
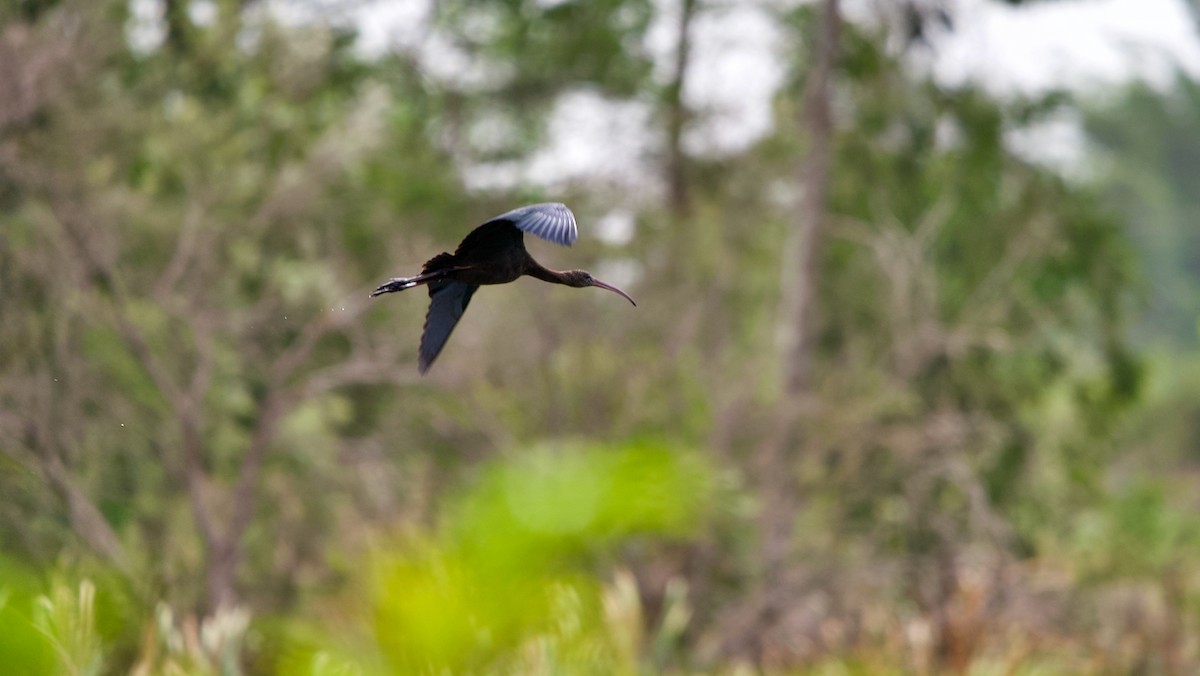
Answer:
370, 276, 423, 297
370, 266, 458, 297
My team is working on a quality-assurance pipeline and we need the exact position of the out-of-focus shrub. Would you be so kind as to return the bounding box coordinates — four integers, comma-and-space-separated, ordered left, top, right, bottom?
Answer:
287, 440, 714, 674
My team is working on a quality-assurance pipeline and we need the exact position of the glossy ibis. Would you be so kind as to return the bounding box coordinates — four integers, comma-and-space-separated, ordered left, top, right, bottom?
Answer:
371, 203, 636, 373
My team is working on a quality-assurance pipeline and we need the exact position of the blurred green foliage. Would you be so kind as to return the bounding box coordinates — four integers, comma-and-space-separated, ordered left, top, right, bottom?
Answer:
1, 0, 1199, 673
279, 441, 710, 674
1085, 76, 1200, 347
0, 558, 130, 676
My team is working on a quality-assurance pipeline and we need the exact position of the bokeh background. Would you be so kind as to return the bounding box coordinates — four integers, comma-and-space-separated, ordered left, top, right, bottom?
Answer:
3, 0, 1200, 673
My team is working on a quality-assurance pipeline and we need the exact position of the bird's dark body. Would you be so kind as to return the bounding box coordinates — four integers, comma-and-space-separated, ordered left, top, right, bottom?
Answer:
425, 221, 535, 286
371, 203, 635, 374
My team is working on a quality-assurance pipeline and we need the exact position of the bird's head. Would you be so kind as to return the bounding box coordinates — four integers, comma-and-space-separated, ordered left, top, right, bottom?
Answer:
563, 270, 637, 306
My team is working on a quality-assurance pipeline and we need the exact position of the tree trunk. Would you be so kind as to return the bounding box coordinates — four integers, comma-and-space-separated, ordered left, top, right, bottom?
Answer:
782, 0, 841, 396
206, 539, 240, 612
163, 0, 191, 52
664, 0, 696, 219
761, 0, 841, 572
735, 0, 843, 659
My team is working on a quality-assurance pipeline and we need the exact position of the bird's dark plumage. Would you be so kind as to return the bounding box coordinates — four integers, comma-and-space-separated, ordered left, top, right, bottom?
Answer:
371, 203, 635, 374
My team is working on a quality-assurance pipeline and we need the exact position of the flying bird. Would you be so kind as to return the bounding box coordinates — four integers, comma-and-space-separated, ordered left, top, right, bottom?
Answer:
371, 203, 636, 373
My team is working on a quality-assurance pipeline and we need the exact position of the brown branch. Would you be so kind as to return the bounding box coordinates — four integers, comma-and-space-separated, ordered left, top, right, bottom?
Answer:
3, 374, 131, 574
111, 308, 185, 405
961, 213, 1054, 314
42, 452, 132, 574
848, 198, 953, 378
301, 355, 417, 399
0, 6, 101, 132
188, 312, 216, 403
112, 308, 225, 569
181, 414, 217, 550
51, 199, 187, 410
105, 283, 222, 554
228, 393, 285, 526
153, 203, 206, 301
48, 196, 227, 585
210, 294, 378, 607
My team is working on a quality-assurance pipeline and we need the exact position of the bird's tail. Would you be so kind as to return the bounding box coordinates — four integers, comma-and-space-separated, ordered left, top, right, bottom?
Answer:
370, 253, 461, 298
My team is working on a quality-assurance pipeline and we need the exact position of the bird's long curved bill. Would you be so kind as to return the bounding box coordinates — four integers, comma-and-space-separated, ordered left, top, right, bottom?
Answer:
592, 279, 637, 306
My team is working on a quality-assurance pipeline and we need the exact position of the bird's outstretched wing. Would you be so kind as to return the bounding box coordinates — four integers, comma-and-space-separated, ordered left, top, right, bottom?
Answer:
487, 202, 578, 247
419, 280, 479, 374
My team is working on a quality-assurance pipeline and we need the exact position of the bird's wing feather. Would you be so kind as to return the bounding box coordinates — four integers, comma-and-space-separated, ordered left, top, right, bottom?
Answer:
486, 202, 578, 247
419, 280, 478, 374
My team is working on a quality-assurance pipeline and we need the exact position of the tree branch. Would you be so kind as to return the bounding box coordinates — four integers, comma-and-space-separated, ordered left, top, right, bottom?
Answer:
153, 202, 206, 301
210, 293, 379, 607
41, 451, 132, 574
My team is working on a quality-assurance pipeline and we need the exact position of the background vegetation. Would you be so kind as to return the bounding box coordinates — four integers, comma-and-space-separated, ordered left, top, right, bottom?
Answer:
2, 0, 1199, 673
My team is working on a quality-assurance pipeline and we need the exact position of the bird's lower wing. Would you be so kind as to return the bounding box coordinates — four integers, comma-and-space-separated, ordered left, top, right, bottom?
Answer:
419, 280, 479, 374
